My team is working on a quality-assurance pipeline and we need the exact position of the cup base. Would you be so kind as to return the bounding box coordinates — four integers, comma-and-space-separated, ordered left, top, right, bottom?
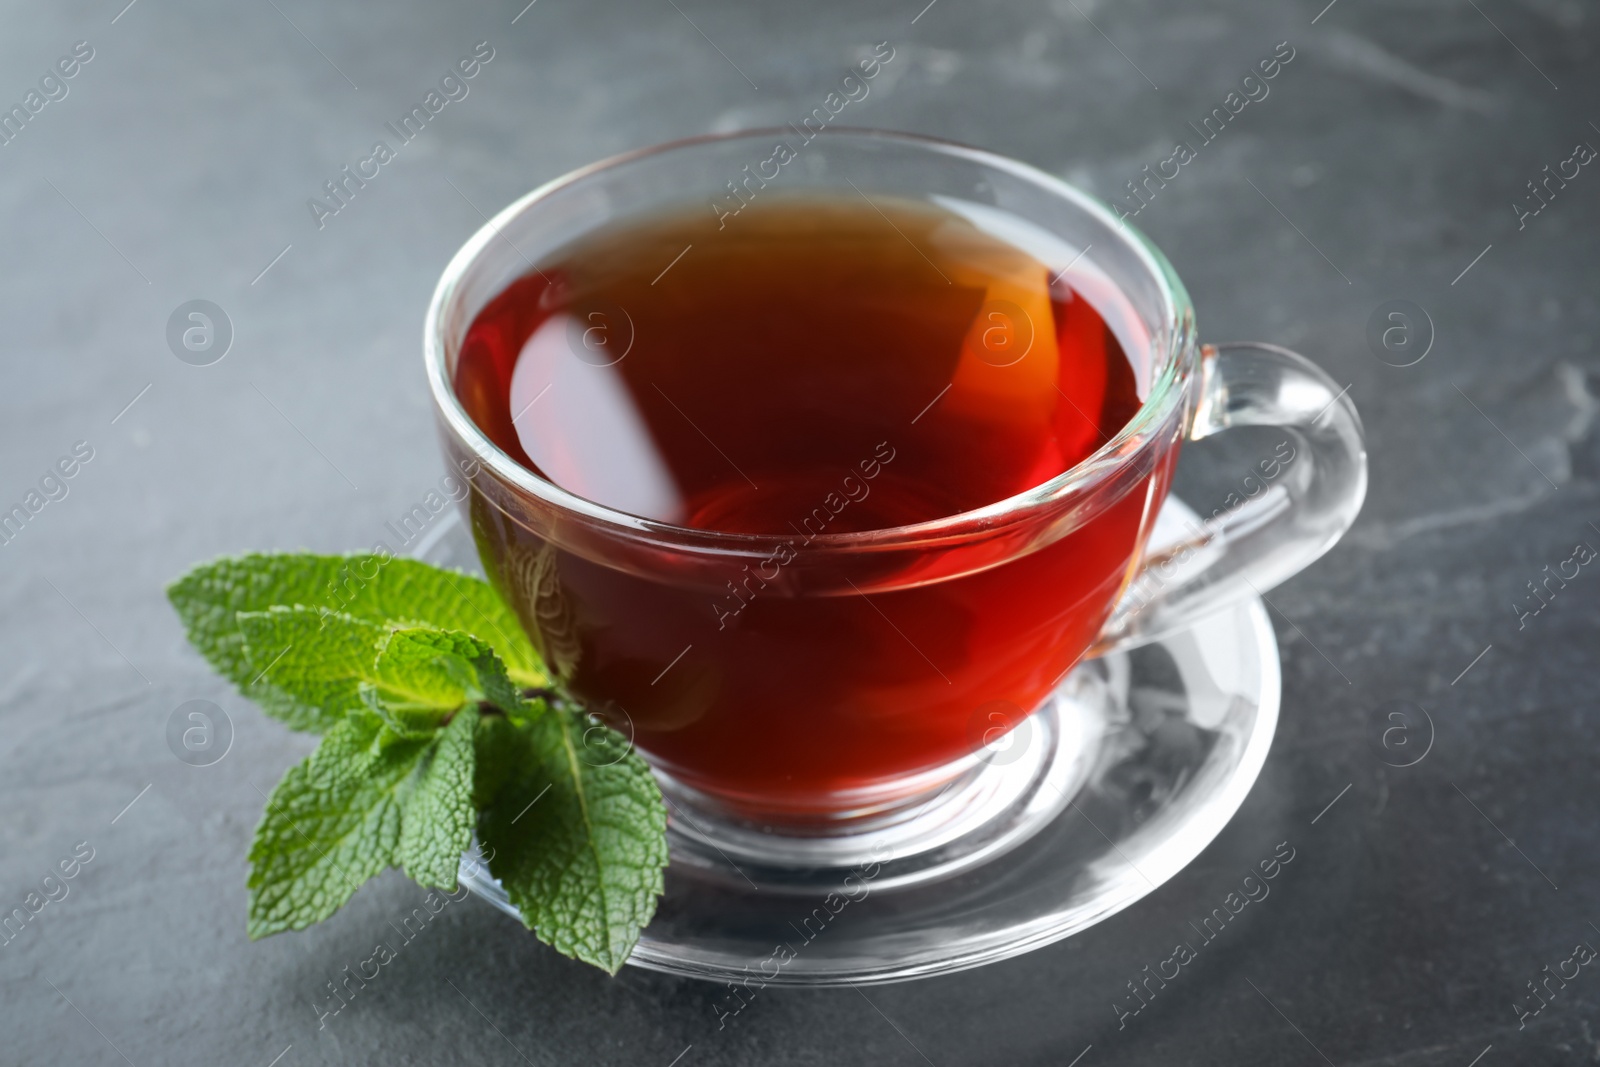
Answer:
435, 497, 1282, 985
652, 670, 1108, 892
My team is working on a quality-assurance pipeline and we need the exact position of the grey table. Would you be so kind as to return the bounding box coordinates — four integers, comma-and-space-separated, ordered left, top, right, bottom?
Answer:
2, 0, 1595, 1063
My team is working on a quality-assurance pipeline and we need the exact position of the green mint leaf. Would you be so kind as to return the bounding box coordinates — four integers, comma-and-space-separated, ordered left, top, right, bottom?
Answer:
480, 705, 668, 974
235, 613, 528, 736
376, 628, 518, 711
247, 710, 430, 938
396, 710, 478, 889
372, 628, 478, 709
365, 628, 533, 735
177, 549, 667, 974
460, 642, 525, 721
167, 553, 547, 717
235, 607, 386, 731
471, 710, 530, 809
247, 706, 481, 935
359, 684, 444, 738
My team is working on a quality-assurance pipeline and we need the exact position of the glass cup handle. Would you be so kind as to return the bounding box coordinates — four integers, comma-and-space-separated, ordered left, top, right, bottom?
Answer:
1092, 342, 1368, 654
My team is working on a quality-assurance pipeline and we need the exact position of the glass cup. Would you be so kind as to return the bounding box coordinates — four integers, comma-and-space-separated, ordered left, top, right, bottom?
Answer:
424, 129, 1366, 866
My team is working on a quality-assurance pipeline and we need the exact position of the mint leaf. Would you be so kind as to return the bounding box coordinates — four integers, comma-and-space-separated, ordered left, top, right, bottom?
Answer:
372, 628, 478, 709
175, 550, 670, 973
168, 554, 547, 717
365, 628, 534, 735
234, 613, 529, 736
248, 710, 429, 937
472, 710, 531, 809
360, 685, 444, 739
396, 710, 478, 889
247, 706, 480, 936
236, 607, 386, 731
375, 628, 521, 714
480, 705, 668, 973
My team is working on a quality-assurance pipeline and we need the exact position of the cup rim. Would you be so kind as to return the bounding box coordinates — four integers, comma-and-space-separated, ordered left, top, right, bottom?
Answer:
423, 126, 1195, 551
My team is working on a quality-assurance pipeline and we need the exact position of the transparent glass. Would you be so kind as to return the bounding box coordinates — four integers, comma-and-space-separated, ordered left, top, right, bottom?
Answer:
423, 129, 1366, 861
431, 500, 1281, 984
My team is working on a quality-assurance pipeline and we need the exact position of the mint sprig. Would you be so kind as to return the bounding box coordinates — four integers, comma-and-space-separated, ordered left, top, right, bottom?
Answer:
168, 552, 667, 974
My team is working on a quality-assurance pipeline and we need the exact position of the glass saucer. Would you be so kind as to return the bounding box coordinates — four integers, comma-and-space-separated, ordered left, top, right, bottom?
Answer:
416, 498, 1281, 986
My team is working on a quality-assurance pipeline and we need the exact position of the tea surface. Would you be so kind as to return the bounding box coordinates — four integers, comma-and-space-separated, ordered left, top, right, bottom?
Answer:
454, 195, 1142, 533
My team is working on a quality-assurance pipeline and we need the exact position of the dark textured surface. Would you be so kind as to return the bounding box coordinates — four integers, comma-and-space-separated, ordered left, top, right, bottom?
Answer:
2, 0, 1596, 1063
